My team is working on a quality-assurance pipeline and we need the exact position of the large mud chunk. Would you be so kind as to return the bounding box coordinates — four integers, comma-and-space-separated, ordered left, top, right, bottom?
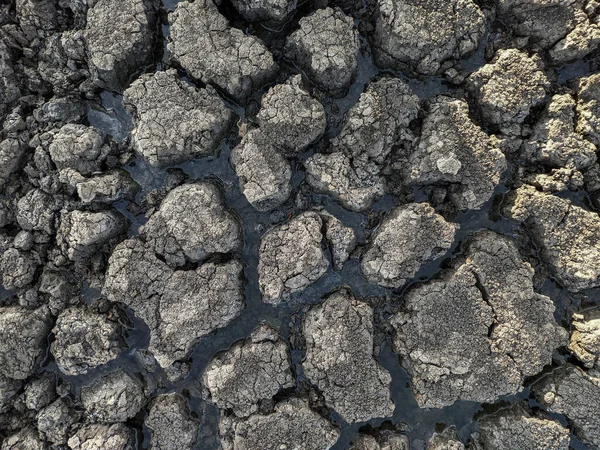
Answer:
33, 97, 86, 125
0, 306, 52, 380
0, 374, 21, 414
569, 308, 600, 369
503, 185, 600, 292
16, 0, 61, 38
391, 231, 567, 408
75, 170, 139, 205
102, 237, 171, 312
81, 369, 146, 423
306, 78, 419, 211
494, 0, 576, 50
145, 394, 198, 450
469, 403, 570, 450
48, 124, 110, 176
427, 427, 465, 450
103, 238, 245, 368
142, 183, 242, 267
351, 431, 409, 450
230, 130, 292, 212
51, 307, 126, 376
203, 324, 294, 417
256, 75, 326, 155
258, 212, 329, 304
522, 94, 597, 170
56, 209, 127, 263
158, 266, 246, 363
373, 0, 486, 75
0, 137, 28, 192
0, 248, 37, 290
468, 49, 550, 130
577, 73, 600, 147
219, 398, 340, 450
84, 0, 158, 91
332, 78, 420, 164
305, 152, 386, 212
0, 42, 21, 124
285, 8, 359, 96
406, 97, 506, 211
16, 188, 60, 235
322, 211, 357, 271
168, 0, 277, 102
124, 70, 234, 167
37, 27, 91, 97
303, 290, 394, 423
67, 424, 136, 450
533, 365, 600, 449
1, 427, 44, 450
361, 203, 457, 288
37, 398, 80, 444
23, 372, 56, 411
548, 6, 600, 64
231, 0, 297, 22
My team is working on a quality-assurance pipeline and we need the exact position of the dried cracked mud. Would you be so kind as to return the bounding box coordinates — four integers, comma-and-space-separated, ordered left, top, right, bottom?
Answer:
1, 0, 600, 449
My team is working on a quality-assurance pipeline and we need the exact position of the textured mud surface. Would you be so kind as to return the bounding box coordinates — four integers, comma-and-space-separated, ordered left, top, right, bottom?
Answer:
1, 0, 600, 449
